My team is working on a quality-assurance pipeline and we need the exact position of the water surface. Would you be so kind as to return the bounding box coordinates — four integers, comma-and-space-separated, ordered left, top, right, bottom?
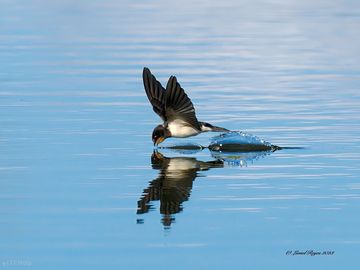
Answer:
1, 0, 360, 269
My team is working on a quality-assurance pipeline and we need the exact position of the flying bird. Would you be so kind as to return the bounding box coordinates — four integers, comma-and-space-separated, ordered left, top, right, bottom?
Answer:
143, 67, 229, 145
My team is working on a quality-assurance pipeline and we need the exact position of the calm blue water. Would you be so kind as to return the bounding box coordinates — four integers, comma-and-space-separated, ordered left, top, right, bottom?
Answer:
1, 0, 360, 269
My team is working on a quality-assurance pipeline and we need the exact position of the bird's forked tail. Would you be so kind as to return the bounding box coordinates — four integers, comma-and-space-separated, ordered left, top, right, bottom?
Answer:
199, 122, 229, 132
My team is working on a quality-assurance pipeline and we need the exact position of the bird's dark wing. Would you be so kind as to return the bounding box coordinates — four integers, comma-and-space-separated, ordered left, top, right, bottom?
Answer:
165, 76, 201, 130
143, 67, 166, 121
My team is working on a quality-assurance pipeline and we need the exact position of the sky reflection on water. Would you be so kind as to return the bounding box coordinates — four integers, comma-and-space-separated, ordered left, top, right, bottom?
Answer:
1, 0, 360, 269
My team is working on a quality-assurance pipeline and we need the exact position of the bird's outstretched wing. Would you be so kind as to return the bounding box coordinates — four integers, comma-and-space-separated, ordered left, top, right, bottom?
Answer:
165, 76, 201, 130
143, 67, 166, 121
143, 67, 201, 130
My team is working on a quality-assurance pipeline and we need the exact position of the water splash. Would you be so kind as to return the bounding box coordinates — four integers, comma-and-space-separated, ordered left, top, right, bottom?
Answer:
158, 143, 204, 155
209, 131, 279, 152
210, 150, 272, 167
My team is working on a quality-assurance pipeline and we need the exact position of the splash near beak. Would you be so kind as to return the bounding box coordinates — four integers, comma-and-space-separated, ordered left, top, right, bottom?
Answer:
155, 136, 165, 146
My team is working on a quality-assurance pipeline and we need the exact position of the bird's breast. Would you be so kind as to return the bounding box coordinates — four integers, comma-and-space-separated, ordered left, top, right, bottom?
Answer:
167, 120, 200, 138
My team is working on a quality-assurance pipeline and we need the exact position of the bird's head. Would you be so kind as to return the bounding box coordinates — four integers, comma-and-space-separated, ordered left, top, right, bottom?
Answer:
152, 125, 169, 146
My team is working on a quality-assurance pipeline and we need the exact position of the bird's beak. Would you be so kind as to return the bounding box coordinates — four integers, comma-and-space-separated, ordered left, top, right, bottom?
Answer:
152, 151, 164, 160
154, 136, 165, 146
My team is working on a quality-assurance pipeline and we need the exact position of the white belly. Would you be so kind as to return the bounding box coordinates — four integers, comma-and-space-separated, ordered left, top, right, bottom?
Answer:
167, 158, 199, 171
167, 120, 200, 138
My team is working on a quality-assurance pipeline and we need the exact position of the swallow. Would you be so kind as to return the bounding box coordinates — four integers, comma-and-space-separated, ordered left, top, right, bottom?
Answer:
143, 67, 229, 145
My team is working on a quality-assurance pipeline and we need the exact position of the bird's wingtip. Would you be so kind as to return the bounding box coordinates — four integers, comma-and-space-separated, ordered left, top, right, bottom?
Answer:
143, 67, 152, 81
166, 75, 178, 90
143, 67, 150, 75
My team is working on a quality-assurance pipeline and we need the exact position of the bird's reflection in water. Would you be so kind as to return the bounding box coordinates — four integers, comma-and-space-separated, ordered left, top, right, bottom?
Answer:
137, 147, 277, 228
137, 151, 223, 228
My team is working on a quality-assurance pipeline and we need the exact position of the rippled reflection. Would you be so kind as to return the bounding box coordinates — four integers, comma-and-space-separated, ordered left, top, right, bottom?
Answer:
137, 149, 278, 228
137, 151, 223, 228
